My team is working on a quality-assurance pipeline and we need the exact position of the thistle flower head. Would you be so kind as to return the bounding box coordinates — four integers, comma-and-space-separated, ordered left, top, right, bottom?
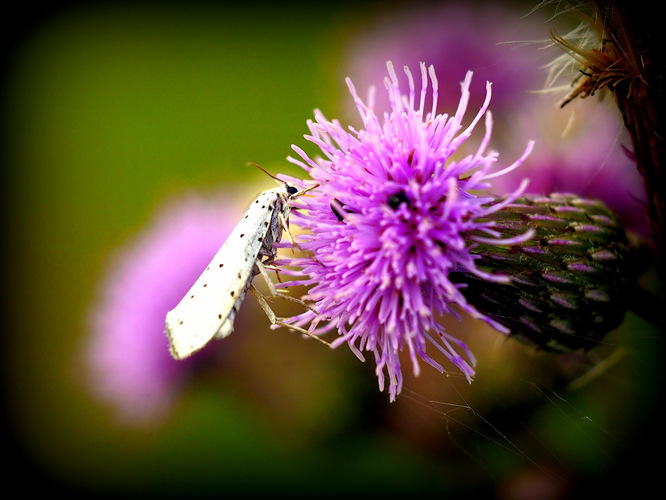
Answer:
278, 62, 534, 401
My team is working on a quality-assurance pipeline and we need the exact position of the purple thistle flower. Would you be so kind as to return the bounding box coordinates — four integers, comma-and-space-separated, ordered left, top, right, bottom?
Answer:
277, 62, 534, 401
85, 190, 245, 424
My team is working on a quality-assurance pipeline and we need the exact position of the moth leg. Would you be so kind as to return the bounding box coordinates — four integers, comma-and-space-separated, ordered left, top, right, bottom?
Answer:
255, 259, 318, 315
279, 212, 311, 256
278, 212, 302, 252
270, 292, 319, 315
264, 264, 284, 284
249, 285, 330, 347
255, 259, 278, 296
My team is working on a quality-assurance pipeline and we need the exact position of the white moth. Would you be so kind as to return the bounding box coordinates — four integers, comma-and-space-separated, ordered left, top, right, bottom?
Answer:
165, 181, 319, 360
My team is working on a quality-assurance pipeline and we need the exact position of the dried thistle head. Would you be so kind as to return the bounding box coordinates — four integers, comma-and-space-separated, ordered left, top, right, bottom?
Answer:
541, 1, 647, 107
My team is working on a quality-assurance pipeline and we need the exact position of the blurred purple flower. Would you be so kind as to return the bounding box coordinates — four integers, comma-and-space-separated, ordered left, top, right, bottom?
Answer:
341, 2, 547, 122
278, 62, 534, 401
339, 1, 647, 235
86, 190, 244, 424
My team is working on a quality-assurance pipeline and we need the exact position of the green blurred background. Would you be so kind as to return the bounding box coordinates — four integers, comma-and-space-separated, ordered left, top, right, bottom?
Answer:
3, 1, 664, 497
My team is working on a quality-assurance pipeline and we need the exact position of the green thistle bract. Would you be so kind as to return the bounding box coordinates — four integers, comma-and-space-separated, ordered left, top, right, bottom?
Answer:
454, 193, 631, 352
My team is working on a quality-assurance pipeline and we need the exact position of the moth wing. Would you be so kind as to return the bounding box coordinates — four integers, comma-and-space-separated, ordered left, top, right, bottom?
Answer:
165, 191, 277, 359
214, 191, 289, 340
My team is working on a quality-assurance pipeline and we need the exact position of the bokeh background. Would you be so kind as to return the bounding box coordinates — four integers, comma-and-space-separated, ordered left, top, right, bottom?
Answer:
3, 1, 663, 497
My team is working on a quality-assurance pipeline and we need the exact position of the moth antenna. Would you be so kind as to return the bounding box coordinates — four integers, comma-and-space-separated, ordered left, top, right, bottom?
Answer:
247, 162, 281, 182
295, 184, 319, 197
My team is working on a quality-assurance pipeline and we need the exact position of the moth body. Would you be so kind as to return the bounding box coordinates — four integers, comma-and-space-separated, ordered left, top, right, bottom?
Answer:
165, 183, 298, 359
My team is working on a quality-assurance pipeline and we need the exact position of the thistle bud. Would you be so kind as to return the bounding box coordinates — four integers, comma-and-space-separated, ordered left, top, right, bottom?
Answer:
456, 194, 632, 353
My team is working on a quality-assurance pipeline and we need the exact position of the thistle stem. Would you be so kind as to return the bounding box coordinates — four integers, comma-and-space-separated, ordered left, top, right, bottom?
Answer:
592, 0, 666, 280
